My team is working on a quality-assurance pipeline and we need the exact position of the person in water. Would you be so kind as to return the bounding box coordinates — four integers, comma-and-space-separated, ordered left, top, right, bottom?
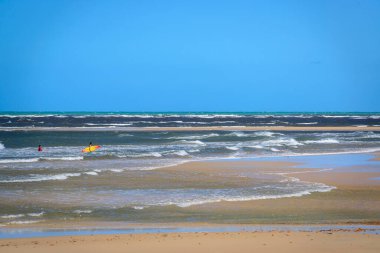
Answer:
38, 145, 42, 152
89, 142, 93, 152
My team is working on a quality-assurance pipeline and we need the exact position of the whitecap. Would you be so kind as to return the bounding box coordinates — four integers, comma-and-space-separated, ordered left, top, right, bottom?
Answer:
172, 150, 189, 156
1, 214, 25, 219
175, 187, 335, 208
0, 158, 39, 163
178, 140, 206, 146
227, 132, 247, 137
0, 173, 82, 183
27, 212, 45, 217
261, 138, 303, 147
41, 156, 83, 161
253, 131, 283, 137
350, 116, 368, 120
85, 123, 132, 126
7, 220, 41, 225
321, 115, 348, 118
85, 171, 98, 176
296, 122, 318, 125
246, 145, 264, 149
168, 133, 219, 140
73, 210, 92, 214
150, 152, 162, 157
304, 139, 340, 144
118, 133, 134, 137
127, 152, 162, 158
109, 169, 124, 173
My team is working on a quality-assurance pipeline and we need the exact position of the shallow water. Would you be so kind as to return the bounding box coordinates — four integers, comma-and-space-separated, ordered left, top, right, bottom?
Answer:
1, 126, 380, 226
1, 224, 380, 239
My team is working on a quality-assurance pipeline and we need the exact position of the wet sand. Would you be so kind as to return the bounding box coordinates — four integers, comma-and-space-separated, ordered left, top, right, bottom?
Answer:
1, 126, 380, 132
163, 159, 380, 224
2, 231, 379, 253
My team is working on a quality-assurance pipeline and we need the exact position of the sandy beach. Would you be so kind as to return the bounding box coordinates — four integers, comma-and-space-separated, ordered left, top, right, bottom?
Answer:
1, 230, 380, 253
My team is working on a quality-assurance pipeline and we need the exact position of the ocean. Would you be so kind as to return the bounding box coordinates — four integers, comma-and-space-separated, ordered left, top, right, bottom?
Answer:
1, 112, 380, 128
0, 112, 379, 225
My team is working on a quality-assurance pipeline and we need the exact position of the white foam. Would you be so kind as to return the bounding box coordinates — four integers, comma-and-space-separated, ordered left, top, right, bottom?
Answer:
132, 206, 145, 210
270, 148, 280, 152
226, 146, 239, 151
118, 133, 134, 137
180, 114, 244, 119
228, 132, 248, 137
73, 210, 92, 214
173, 150, 189, 156
245, 147, 380, 159
0, 158, 39, 163
246, 145, 264, 149
41, 156, 83, 161
296, 122, 318, 125
1, 214, 25, 219
109, 169, 124, 173
280, 177, 300, 183
212, 121, 236, 124
261, 138, 303, 147
0, 142, 4, 150
27, 212, 45, 217
175, 187, 335, 207
362, 133, 380, 139
7, 220, 41, 225
304, 139, 340, 144
179, 140, 206, 146
85, 171, 98, 176
321, 115, 348, 118
0, 173, 82, 183
127, 152, 162, 158
85, 123, 132, 126
0, 114, 56, 118
253, 131, 281, 137
168, 133, 219, 140
350, 116, 368, 120
151, 152, 162, 157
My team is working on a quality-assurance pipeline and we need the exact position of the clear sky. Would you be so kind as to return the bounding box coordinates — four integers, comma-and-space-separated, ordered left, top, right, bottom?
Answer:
0, 0, 379, 112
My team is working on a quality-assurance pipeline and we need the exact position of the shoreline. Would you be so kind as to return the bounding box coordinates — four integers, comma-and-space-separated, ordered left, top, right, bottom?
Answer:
1, 126, 380, 132
1, 223, 380, 239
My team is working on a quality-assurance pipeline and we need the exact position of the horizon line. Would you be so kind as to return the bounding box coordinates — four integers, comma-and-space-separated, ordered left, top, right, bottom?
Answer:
0, 111, 380, 114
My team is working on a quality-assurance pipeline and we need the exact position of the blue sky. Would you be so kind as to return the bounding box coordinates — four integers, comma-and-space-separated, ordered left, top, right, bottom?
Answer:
0, 0, 379, 112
